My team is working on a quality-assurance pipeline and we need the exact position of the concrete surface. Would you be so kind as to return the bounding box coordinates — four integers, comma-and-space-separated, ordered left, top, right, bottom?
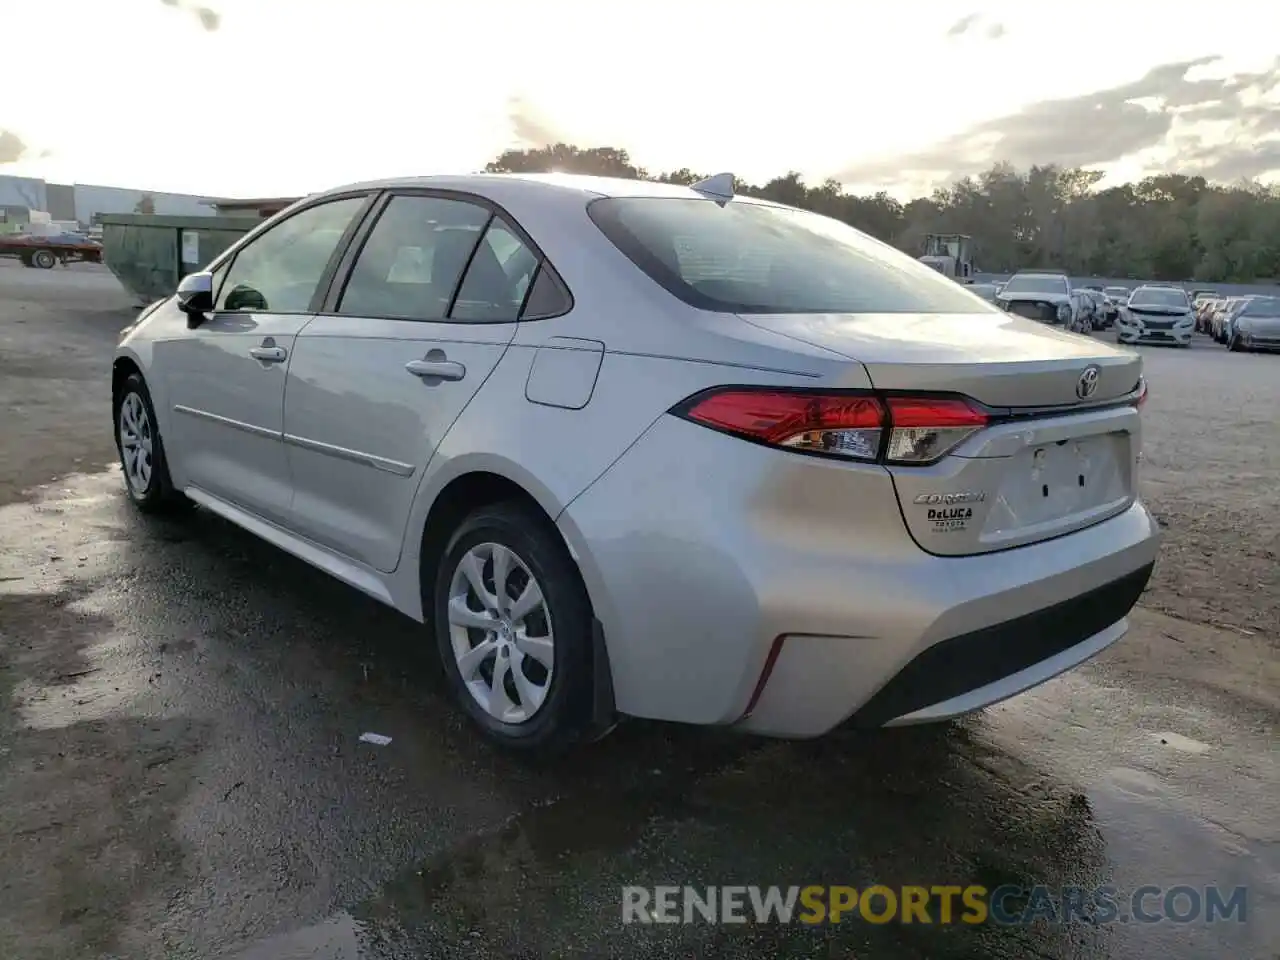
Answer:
0, 261, 1276, 959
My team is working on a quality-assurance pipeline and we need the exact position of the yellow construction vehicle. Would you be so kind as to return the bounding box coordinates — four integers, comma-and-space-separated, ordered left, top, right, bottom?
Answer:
918, 234, 974, 282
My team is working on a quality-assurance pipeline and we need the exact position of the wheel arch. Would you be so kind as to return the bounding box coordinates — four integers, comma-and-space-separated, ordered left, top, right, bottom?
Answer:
405, 455, 617, 736
111, 352, 144, 412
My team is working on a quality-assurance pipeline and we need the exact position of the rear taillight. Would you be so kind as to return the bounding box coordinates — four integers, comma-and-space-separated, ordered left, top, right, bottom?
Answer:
1135, 380, 1148, 408
671, 388, 988, 466
881, 395, 989, 463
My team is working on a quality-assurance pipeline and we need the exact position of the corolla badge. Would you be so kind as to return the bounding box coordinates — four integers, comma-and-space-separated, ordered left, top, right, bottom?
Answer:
913, 491, 986, 505
1076, 364, 1101, 399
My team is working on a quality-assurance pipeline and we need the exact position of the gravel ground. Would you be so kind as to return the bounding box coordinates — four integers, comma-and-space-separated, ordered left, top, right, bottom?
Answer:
0, 262, 1276, 960
1135, 341, 1280, 642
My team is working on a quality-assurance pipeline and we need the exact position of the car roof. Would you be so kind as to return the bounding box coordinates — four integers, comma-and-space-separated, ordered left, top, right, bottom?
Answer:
308, 172, 751, 203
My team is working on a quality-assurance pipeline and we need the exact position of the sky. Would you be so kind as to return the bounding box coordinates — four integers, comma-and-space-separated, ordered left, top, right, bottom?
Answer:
2, 0, 1278, 200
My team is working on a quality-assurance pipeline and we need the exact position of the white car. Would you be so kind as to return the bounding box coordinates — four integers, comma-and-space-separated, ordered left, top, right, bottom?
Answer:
1116, 285, 1195, 347
994, 272, 1086, 330
112, 173, 1159, 753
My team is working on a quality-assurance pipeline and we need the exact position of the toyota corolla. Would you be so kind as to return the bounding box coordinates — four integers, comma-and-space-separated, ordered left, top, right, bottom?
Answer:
112, 172, 1159, 754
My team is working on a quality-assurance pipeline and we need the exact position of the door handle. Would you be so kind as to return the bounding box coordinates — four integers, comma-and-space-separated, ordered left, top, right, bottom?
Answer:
249, 346, 287, 363
405, 358, 466, 381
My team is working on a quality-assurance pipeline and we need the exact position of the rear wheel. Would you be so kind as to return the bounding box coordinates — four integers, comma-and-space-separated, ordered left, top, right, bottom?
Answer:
31, 249, 57, 269
114, 373, 190, 513
433, 501, 595, 755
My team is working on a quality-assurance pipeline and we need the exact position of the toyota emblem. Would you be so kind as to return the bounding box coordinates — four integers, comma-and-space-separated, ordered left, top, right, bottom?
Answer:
1076, 365, 1101, 400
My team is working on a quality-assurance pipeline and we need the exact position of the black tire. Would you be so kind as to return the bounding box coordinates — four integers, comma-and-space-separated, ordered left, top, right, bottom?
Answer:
31, 249, 56, 269
1229, 333, 1244, 352
113, 372, 190, 513
432, 501, 595, 755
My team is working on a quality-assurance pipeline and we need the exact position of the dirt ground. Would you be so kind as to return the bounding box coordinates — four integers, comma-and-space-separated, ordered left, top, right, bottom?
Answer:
0, 261, 1276, 960
1134, 344, 1280, 644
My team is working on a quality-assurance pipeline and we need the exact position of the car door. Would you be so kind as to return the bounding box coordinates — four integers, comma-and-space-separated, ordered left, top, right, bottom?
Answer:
281, 192, 550, 572
158, 194, 372, 525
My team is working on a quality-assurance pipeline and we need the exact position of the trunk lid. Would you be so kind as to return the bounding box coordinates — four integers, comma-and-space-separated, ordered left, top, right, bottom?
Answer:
736, 311, 1142, 407
735, 311, 1144, 556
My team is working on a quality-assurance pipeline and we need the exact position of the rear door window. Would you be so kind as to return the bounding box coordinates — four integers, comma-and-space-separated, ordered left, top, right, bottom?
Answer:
336, 195, 491, 321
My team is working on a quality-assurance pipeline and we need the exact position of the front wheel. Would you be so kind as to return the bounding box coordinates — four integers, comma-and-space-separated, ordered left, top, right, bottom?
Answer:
114, 373, 190, 513
1229, 333, 1245, 352
433, 501, 597, 755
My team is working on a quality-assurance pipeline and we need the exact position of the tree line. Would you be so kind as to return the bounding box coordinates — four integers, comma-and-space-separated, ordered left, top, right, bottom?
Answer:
486, 145, 1280, 283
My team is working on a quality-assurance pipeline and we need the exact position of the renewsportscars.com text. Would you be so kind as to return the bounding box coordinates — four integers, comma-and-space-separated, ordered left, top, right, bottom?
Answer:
621, 884, 1248, 926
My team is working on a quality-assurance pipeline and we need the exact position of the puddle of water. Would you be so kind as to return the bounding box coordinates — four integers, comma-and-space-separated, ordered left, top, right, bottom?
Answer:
1089, 767, 1280, 960
985, 670, 1280, 959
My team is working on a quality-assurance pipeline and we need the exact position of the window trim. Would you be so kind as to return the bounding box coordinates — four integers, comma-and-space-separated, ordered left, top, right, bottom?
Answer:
206, 191, 380, 317
319, 187, 574, 325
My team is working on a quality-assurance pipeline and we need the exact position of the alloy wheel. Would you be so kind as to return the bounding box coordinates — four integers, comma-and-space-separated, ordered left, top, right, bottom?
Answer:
447, 541, 555, 724
118, 392, 154, 493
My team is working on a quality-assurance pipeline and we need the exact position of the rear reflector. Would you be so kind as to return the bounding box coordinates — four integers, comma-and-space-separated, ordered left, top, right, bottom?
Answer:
672, 388, 989, 466
882, 396, 989, 464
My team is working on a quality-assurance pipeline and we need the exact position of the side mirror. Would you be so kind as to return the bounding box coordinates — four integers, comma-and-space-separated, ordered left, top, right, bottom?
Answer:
176, 271, 214, 316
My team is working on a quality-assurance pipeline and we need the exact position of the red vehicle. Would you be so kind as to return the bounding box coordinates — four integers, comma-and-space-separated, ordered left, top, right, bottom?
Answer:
0, 232, 103, 268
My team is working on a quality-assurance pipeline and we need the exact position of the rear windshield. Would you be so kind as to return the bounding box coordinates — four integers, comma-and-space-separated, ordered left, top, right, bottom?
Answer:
1104, 287, 1130, 298
586, 197, 986, 314
1130, 287, 1189, 308
1002, 275, 1069, 295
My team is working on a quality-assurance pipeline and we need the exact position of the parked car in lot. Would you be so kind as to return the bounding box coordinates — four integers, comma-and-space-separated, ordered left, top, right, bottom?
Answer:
112, 172, 1158, 753
1195, 297, 1222, 334
967, 282, 1001, 303
1228, 296, 1280, 352
1213, 296, 1258, 343
1116, 285, 1195, 347
1078, 289, 1111, 331
994, 270, 1085, 328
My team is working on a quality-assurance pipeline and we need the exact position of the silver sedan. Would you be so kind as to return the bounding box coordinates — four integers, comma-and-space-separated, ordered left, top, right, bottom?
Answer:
112, 173, 1159, 753
1229, 296, 1280, 352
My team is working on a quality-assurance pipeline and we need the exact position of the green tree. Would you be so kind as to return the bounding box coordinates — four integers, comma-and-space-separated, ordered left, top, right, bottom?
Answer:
485, 144, 1280, 282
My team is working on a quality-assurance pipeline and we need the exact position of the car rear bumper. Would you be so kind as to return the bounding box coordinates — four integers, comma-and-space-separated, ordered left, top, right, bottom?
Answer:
560, 415, 1161, 737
